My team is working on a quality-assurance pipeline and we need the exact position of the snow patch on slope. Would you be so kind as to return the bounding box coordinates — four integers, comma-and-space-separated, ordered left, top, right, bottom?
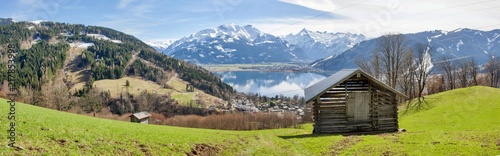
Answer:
87, 34, 122, 43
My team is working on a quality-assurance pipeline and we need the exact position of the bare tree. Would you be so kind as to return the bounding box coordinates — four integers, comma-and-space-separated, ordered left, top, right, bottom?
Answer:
52, 82, 71, 111
485, 57, 500, 87
456, 59, 469, 88
467, 58, 479, 86
375, 34, 409, 88
406, 43, 432, 111
398, 48, 415, 99
81, 88, 104, 117
135, 90, 152, 111
357, 33, 409, 89
18, 85, 42, 105
437, 57, 456, 90
426, 74, 445, 95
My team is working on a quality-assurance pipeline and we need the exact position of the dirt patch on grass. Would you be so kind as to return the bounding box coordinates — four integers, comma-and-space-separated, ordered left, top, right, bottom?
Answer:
138, 144, 150, 156
28, 146, 44, 152
187, 143, 220, 156
331, 136, 363, 155
497, 139, 500, 149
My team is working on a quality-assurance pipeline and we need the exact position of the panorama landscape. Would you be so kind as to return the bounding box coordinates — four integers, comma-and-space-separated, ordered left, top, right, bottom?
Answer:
0, 0, 499, 155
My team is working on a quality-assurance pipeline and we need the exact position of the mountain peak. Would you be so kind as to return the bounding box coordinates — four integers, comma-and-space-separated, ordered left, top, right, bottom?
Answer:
217, 23, 238, 31
284, 29, 367, 60
298, 28, 310, 36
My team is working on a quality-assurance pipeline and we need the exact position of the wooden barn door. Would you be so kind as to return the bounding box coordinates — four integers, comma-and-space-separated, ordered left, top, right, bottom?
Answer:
347, 92, 371, 122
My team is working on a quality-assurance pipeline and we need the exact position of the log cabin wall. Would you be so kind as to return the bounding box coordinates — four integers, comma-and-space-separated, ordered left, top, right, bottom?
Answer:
312, 75, 398, 134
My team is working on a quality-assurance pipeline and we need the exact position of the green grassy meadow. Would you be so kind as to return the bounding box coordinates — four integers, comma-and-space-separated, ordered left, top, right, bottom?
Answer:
69, 76, 218, 107
1, 86, 499, 155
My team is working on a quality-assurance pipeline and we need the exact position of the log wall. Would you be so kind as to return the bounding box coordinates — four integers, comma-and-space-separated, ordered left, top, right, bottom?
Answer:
313, 76, 398, 134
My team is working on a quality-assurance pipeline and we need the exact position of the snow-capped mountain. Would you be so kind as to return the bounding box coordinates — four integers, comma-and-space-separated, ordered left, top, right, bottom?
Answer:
146, 40, 174, 53
163, 24, 309, 64
0, 18, 14, 26
284, 29, 366, 60
312, 28, 500, 72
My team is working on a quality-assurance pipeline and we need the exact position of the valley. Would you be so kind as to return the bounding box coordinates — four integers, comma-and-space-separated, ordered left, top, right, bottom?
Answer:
1, 86, 499, 155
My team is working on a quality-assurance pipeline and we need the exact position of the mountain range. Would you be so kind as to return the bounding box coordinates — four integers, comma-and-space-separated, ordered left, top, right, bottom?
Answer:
148, 25, 367, 64
284, 29, 366, 60
312, 28, 500, 71
149, 25, 499, 71
158, 24, 310, 64
145, 40, 173, 53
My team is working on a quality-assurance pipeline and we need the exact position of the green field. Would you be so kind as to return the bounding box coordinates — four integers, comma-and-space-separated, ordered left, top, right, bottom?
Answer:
1, 86, 499, 155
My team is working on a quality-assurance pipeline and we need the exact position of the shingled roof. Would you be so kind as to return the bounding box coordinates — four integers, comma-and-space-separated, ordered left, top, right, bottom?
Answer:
304, 69, 408, 103
130, 112, 152, 120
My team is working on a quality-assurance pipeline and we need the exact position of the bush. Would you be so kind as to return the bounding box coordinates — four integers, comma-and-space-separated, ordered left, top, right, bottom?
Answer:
164, 112, 299, 130
125, 80, 130, 86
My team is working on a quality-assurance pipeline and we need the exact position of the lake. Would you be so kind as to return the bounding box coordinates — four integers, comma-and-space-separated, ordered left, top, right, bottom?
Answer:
215, 71, 327, 97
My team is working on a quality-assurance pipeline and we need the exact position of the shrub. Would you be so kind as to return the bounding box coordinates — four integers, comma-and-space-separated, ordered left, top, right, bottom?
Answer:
164, 112, 299, 130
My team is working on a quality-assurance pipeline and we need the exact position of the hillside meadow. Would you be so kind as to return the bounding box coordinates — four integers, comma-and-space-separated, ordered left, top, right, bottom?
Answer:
0, 86, 499, 155
69, 76, 222, 106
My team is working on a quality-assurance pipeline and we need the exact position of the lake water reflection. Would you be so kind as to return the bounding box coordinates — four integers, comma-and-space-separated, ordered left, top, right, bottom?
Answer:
215, 71, 327, 97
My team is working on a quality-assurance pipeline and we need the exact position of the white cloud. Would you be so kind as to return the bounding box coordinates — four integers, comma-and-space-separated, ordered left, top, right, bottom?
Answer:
117, 0, 137, 9
251, 0, 500, 38
279, 0, 336, 12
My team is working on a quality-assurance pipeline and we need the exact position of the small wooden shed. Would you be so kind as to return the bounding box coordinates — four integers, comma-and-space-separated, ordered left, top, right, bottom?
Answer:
130, 112, 152, 124
305, 69, 407, 134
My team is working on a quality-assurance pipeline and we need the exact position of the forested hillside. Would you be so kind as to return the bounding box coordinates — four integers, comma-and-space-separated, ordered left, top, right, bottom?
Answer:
0, 20, 234, 100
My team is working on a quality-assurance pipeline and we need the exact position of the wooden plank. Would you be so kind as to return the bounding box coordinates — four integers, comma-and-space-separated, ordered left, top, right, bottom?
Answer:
318, 120, 348, 125
325, 91, 346, 94
318, 114, 347, 119
318, 109, 346, 113
318, 109, 345, 114
379, 105, 395, 112
319, 113, 345, 117
320, 93, 348, 98
321, 96, 347, 100
347, 92, 371, 121
319, 106, 346, 110
320, 98, 347, 102
320, 101, 347, 104
377, 125, 397, 128
378, 120, 397, 125
378, 118, 395, 121
318, 105, 346, 109
318, 125, 346, 128
318, 129, 349, 133
346, 93, 355, 119
338, 84, 368, 87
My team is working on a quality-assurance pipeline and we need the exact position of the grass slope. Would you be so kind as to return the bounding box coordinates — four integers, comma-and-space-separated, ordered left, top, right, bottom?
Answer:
1, 86, 499, 155
70, 76, 222, 106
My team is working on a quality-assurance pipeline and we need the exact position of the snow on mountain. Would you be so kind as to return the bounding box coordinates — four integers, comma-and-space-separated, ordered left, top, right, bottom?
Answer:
86, 34, 122, 43
30, 20, 47, 25
313, 28, 500, 72
163, 24, 309, 64
146, 40, 174, 52
69, 41, 94, 48
284, 28, 366, 60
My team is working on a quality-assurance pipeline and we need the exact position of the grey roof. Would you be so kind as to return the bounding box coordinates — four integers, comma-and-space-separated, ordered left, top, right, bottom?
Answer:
131, 112, 152, 119
304, 69, 408, 103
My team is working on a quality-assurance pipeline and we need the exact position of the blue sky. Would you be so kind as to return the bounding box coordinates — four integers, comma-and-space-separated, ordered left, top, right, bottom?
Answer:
1, 0, 499, 42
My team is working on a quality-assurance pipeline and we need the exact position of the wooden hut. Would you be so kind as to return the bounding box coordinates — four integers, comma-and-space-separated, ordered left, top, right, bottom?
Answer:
305, 69, 407, 134
130, 112, 152, 124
